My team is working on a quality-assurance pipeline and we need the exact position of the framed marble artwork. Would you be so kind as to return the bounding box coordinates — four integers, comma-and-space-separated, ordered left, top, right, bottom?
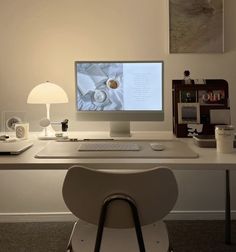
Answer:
169, 0, 224, 53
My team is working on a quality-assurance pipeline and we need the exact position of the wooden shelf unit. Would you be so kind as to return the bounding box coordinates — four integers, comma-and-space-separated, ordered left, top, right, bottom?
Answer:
172, 79, 230, 137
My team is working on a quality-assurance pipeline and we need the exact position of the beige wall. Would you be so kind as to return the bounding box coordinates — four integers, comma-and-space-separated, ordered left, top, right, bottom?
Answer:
1, 0, 235, 131
0, 0, 236, 219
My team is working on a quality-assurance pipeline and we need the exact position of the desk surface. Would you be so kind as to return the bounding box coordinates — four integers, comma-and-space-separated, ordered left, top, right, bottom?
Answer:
0, 131, 236, 170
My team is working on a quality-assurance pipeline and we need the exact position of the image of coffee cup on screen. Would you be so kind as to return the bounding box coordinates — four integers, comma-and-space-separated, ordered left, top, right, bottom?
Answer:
106, 78, 120, 90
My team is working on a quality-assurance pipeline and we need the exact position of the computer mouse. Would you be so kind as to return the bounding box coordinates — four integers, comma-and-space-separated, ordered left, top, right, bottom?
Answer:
150, 143, 165, 151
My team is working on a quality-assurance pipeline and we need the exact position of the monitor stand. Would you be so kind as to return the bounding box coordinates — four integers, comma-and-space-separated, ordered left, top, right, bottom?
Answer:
110, 121, 131, 137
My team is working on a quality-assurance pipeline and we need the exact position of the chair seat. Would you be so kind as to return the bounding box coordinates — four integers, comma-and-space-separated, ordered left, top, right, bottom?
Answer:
71, 220, 169, 252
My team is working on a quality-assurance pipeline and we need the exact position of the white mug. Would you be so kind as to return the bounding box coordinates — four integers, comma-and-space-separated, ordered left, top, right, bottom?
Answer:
215, 125, 235, 153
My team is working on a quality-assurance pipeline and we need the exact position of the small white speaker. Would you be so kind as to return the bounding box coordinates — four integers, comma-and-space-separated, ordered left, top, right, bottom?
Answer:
15, 123, 29, 139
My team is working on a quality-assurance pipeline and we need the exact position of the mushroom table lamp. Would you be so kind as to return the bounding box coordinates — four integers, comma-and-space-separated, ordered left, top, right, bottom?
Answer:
27, 81, 68, 139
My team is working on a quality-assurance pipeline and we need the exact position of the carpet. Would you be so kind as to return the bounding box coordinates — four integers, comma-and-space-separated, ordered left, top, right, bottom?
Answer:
0, 221, 235, 252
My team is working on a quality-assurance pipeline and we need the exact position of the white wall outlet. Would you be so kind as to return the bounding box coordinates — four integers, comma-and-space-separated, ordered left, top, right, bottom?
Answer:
2, 111, 26, 132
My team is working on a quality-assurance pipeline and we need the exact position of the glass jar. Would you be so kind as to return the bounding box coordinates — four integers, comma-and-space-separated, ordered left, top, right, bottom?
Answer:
215, 125, 235, 153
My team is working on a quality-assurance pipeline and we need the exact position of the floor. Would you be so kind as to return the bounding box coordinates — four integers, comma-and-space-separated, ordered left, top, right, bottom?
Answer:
0, 220, 235, 252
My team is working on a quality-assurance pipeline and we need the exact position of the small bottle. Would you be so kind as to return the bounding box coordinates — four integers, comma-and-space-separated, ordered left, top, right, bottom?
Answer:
184, 70, 192, 84
61, 119, 69, 138
61, 119, 69, 132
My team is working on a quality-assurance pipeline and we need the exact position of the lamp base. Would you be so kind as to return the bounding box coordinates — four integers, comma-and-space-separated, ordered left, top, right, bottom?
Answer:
38, 124, 56, 140
38, 136, 57, 140
38, 125, 69, 140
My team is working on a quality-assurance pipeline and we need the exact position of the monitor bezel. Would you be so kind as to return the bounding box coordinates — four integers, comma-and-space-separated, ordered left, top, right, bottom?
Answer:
75, 60, 164, 121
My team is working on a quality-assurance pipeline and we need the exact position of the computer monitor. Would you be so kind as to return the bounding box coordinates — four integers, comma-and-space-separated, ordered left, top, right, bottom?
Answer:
75, 61, 164, 137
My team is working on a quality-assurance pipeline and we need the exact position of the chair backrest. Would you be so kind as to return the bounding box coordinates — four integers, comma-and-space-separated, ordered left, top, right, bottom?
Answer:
63, 166, 178, 228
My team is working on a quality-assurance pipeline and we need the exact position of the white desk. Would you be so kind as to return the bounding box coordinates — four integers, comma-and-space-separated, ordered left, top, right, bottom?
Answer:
0, 131, 235, 244
0, 131, 235, 170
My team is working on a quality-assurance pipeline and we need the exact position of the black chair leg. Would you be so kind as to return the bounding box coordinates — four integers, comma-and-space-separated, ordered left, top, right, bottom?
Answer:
94, 202, 108, 252
94, 194, 146, 252
129, 200, 146, 252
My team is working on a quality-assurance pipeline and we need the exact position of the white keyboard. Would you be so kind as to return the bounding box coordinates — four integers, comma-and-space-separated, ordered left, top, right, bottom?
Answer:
78, 142, 140, 151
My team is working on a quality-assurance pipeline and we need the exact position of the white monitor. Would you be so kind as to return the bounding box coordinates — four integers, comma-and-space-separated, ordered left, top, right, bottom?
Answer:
75, 61, 164, 137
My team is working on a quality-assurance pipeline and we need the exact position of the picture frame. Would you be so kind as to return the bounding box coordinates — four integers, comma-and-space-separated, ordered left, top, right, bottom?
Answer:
169, 0, 224, 53
210, 109, 231, 124
178, 103, 200, 124
198, 89, 225, 106
180, 90, 197, 103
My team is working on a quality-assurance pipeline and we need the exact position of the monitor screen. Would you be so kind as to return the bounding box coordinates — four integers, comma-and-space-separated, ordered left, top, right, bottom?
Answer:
75, 61, 164, 136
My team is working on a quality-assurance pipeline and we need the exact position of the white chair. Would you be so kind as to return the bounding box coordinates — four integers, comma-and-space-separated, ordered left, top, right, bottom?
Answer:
63, 166, 178, 252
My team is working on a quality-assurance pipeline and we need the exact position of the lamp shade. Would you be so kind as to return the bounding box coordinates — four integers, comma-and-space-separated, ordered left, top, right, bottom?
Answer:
27, 82, 68, 104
